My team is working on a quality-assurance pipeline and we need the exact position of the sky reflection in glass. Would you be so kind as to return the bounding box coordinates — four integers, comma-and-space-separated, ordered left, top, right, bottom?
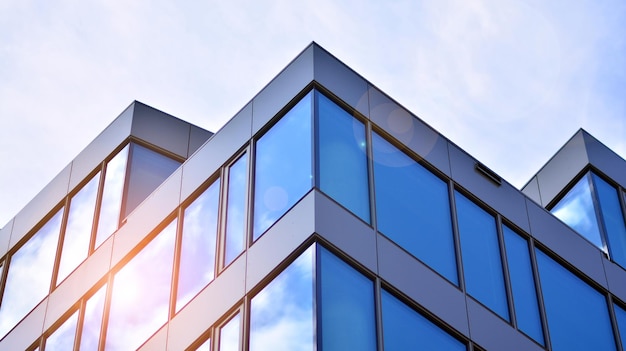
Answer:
373, 132, 457, 284
551, 174, 603, 250
250, 245, 314, 351
219, 313, 240, 351
455, 191, 509, 320
253, 92, 312, 240
177, 178, 220, 312
536, 249, 616, 351
502, 226, 544, 345
95, 145, 129, 248
0, 208, 63, 338
79, 284, 107, 350
45, 310, 78, 350
57, 173, 100, 284
593, 174, 626, 268
105, 220, 176, 351
382, 290, 465, 351
196, 338, 211, 351
320, 246, 376, 351
224, 154, 247, 266
317, 92, 370, 222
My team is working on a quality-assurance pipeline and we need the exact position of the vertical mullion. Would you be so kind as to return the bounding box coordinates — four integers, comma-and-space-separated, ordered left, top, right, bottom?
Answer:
374, 277, 384, 351
90, 163, 107, 254
608, 295, 624, 351
588, 172, 611, 256
50, 200, 70, 290
528, 238, 552, 350
98, 274, 114, 351
497, 216, 516, 327
449, 184, 465, 291
118, 142, 134, 227
170, 207, 184, 319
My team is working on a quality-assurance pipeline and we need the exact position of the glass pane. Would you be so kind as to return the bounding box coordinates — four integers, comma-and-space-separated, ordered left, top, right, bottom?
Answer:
196, 338, 211, 351
177, 179, 221, 312
551, 173, 604, 250
455, 191, 509, 320
614, 304, 626, 348
95, 145, 129, 248
502, 226, 544, 345
123, 143, 182, 218
593, 174, 626, 268
317, 92, 370, 222
250, 245, 314, 351
381, 290, 465, 351
219, 313, 240, 351
45, 311, 78, 350
319, 246, 376, 351
79, 284, 107, 350
536, 249, 616, 351
224, 154, 248, 266
253, 92, 313, 240
0, 208, 63, 338
57, 173, 100, 284
105, 220, 177, 351
373, 133, 457, 284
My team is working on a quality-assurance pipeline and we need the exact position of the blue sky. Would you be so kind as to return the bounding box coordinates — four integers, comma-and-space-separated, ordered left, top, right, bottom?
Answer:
1, 0, 625, 227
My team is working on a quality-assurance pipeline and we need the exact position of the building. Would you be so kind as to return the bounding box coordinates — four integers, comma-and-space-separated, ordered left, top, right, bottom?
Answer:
1, 42, 626, 351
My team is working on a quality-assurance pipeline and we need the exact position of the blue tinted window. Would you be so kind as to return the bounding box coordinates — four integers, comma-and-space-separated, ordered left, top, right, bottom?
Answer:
373, 133, 457, 284
551, 173, 604, 250
46, 310, 79, 350
593, 174, 626, 268
536, 249, 616, 351
614, 303, 626, 348
0, 208, 63, 338
381, 290, 465, 351
224, 154, 248, 266
319, 246, 376, 351
178, 179, 221, 311
502, 226, 544, 345
317, 92, 370, 222
250, 245, 314, 351
455, 192, 509, 320
253, 93, 313, 240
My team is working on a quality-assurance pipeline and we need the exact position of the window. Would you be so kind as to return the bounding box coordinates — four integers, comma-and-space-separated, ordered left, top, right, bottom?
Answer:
381, 289, 465, 351
79, 284, 107, 350
45, 311, 79, 350
249, 245, 314, 351
614, 303, 626, 349
253, 92, 313, 240
224, 154, 248, 266
593, 174, 626, 268
316, 92, 370, 222
104, 220, 177, 350
536, 249, 616, 350
95, 145, 130, 248
177, 178, 221, 311
219, 313, 241, 351
455, 191, 509, 320
502, 226, 544, 345
0, 208, 64, 338
373, 132, 457, 284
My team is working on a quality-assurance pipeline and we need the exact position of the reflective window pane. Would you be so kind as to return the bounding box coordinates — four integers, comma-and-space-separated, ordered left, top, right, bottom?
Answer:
614, 304, 626, 348
319, 246, 376, 351
253, 92, 313, 240
593, 174, 626, 268
373, 133, 457, 284
250, 245, 314, 351
177, 179, 221, 312
382, 290, 465, 351
536, 249, 616, 351
219, 313, 240, 351
502, 226, 544, 345
105, 220, 176, 351
0, 208, 63, 338
224, 154, 248, 266
196, 338, 211, 351
317, 92, 370, 222
123, 143, 181, 218
79, 284, 107, 350
551, 173, 603, 250
45, 311, 78, 350
455, 191, 509, 320
95, 145, 129, 248
57, 173, 100, 284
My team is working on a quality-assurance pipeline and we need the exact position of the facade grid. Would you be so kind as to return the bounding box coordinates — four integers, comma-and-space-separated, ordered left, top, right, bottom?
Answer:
1, 43, 626, 351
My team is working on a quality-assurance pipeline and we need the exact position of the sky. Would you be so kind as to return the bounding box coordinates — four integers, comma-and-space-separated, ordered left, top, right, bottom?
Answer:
1, 0, 625, 227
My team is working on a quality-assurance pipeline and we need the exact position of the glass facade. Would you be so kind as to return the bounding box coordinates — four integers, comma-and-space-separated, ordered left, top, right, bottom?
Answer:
224, 154, 248, 266
219, 313, 240, 351
45, 311, 78, 350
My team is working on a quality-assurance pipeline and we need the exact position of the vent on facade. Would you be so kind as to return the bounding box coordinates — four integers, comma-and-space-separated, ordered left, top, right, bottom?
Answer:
475, 162, 502, 186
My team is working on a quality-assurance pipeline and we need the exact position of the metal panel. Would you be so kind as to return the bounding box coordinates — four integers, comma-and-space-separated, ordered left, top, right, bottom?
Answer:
139, 324, 168, 351
131, 102, 191, 159
526, 198, 608, 288
0, 218, 13, 258
448, 144, 531, 233
583, 131, 626, 189
368, 86, 451, 177
521, 176, 542, 205
187, 125, 213, 158
314, 191, 378, 275
377, 234, 470, 337
252, 45, 314, 134
602, 257, 626, 304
